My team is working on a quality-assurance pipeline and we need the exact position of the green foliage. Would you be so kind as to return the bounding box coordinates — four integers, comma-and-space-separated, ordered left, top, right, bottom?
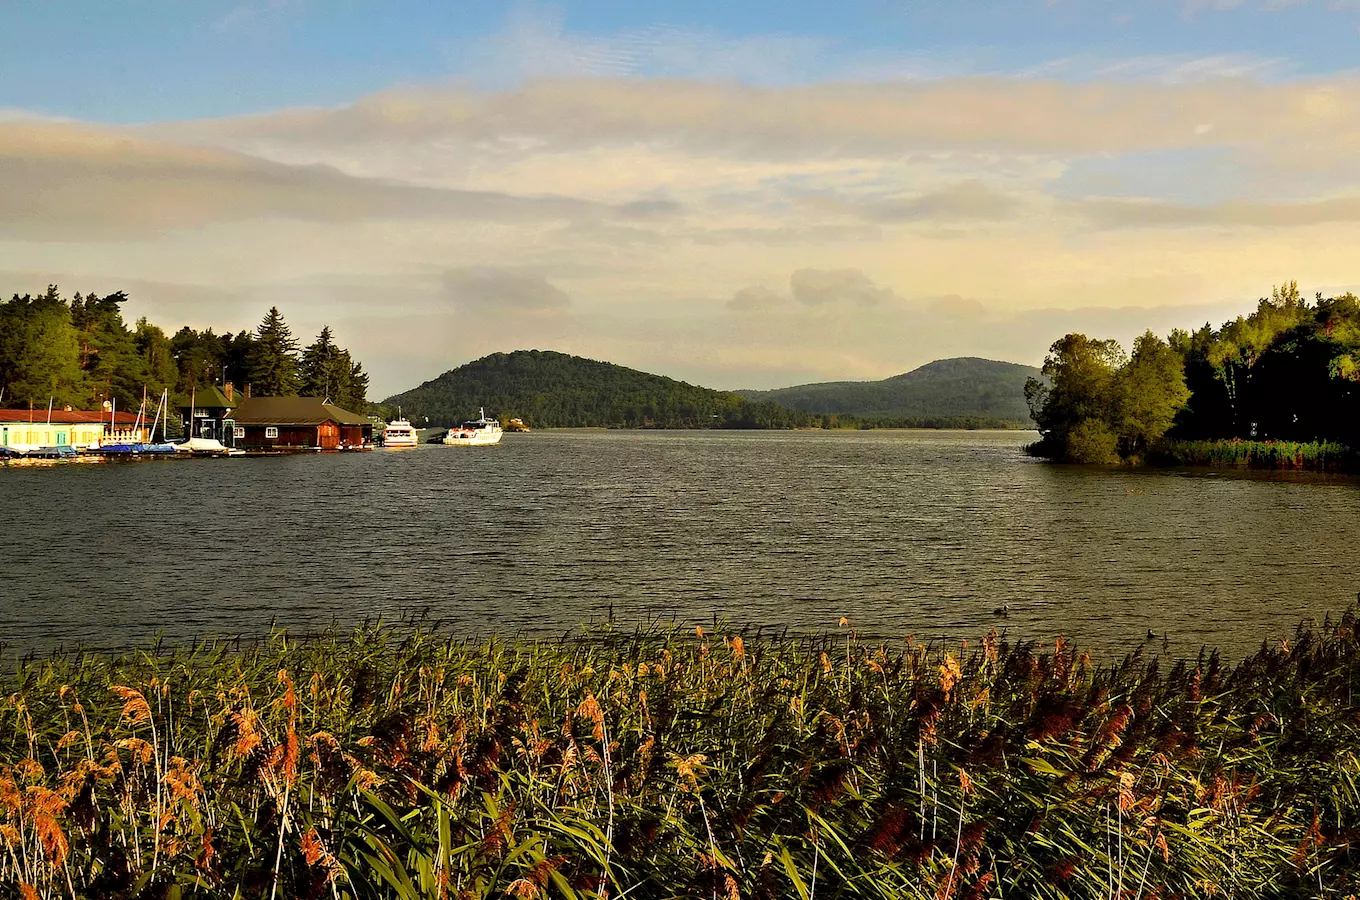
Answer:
72, 290, 151, 409
739, 357, 1041, 424
1064, 417, 1120, 464
1115, 331, 1190, 456
9, 615, 1360, 897
301, 325, 369, 410
1031, 282, 1360, 467
1151, 439, 1354, 470
0, 286, 86, 407
1026, 334, 1124, 461
249, 306, 301, 397
1, 285, 368, 413
384, 349, 812, 429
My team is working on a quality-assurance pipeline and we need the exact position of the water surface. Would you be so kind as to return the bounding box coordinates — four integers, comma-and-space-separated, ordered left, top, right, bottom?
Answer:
3, 430, 1357, 658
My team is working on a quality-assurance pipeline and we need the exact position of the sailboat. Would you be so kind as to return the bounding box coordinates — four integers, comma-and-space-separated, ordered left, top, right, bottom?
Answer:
174, 385, 244, 455
95, 393, 141, 454
96, 390, 178, 456
140, 390, 177, 454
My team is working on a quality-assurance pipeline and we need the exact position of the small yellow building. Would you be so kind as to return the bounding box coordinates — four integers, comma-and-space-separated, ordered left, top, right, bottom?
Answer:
0, 410, 145, 453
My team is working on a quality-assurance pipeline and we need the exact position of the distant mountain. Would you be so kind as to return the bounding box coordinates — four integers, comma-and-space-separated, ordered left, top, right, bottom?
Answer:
738, 357, 1041, 426
382, 350, 809, 429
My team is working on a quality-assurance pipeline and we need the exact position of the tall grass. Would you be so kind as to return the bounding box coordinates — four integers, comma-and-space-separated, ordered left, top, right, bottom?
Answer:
5, 616, 1360, 898
1153, 439, 1355, 470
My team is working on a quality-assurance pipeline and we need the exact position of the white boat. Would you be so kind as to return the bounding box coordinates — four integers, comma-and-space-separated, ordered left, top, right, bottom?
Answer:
382, 418, 419, 448
442, 408, 503, 446
174, 437, 244, 456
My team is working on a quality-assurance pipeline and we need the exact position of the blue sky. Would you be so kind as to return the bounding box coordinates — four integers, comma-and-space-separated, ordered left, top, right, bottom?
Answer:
4, 1, 1358, 122
2, 1, 1360, 394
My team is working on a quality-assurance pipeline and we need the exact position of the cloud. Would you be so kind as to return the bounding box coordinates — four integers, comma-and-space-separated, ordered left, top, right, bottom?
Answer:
443, 7, 832, 87
0, 120, 610, 239
726, 285, 784, 311
157, 76, 1360, 167
790, 268, 897, 307
1078, 194, 1360, 227
442, 267, 571, 312
928, 294, 990, 318
854, 181, 1024, 224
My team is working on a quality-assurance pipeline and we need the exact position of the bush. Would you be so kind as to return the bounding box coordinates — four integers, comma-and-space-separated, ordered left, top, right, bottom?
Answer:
1064, 417, 1120, 464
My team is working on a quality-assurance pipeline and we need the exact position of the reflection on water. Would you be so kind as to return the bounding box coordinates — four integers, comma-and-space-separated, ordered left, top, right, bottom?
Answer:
2, 429, 1358, 658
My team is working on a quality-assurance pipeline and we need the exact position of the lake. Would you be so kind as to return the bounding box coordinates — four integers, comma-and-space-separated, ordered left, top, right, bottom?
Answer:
2, 429, 1358, 658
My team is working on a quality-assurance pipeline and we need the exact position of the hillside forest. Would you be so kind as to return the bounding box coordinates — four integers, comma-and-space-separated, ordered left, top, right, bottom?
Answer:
1027, 282, 1360, 463
382, 350, 814, 429
739, 357, 1039, 427
0, 286, 368, 418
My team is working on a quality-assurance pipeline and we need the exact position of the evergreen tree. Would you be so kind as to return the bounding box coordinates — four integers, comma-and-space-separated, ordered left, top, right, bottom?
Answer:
72, 290, 147, 409
247, 307, 299, 396
134, 319, 178, 397
342, 355, 370, 411
299, 326, 345, 400
170, 326, 222, 394
300, 326, 369, 411
0, 286, 86, 408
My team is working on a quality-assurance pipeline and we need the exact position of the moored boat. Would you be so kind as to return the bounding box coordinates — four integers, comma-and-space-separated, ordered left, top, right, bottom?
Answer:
382, 417, 419, 448
442, 408, 503, 446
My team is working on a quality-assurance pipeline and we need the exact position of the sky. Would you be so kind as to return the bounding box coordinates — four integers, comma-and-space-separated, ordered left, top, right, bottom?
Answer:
3, 1, 1360, 395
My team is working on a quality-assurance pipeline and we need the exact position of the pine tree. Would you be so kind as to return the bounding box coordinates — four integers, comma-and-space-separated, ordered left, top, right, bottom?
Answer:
343, 355, 370, 411
72, 290, 147, 408
0, 286, 86, 407
248, 307, 299, 396
300, 326, 345, 400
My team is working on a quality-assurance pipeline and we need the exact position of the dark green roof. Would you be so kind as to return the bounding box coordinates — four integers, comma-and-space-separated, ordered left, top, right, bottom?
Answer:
229, 396, 371, 426
179, 385, 237, 410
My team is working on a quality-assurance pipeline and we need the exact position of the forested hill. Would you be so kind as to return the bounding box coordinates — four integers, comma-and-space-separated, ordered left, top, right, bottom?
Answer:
382, 350, 810, 428
738, 357, 1041, 425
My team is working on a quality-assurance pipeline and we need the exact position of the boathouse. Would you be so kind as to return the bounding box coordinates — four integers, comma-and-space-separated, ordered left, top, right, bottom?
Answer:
0, 409, 144, 453
177, 384, 238, 445
227, 396, 372, 451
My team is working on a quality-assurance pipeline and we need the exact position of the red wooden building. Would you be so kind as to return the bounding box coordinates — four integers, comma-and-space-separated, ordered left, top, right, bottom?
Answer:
227, 397, 372, 451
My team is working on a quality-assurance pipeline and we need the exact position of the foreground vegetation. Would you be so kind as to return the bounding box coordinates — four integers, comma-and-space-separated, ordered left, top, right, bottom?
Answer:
1027, 282, 1360, 466
6, 615, 1360, 898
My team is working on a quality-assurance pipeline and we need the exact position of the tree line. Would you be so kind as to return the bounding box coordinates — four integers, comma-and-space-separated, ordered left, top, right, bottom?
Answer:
383, 349, 814, 429
0, 286, 368, 414
1027, 281, 1360, 463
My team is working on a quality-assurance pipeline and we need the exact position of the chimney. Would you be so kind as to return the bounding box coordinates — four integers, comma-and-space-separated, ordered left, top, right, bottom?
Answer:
224, 382, 234, 402
244, 383, 251, 399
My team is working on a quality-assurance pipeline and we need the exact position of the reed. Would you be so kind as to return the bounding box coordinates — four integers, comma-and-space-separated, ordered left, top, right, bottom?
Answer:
1152, 438, 1355, 470
5, 614, 1360, 898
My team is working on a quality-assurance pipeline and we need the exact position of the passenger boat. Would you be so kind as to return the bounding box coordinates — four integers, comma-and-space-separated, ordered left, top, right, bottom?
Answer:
382, 417, 419, 448
442, 408, 503, 446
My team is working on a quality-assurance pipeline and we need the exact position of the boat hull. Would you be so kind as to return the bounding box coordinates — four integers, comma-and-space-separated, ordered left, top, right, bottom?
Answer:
442, 430, 502, 446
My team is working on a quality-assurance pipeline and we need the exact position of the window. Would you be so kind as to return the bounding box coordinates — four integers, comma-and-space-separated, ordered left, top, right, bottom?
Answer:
265, 426, 279, 439
234, 426, 245, 439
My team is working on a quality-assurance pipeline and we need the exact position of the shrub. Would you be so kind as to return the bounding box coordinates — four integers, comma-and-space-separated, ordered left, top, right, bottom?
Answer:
1064, 417, 1120, 464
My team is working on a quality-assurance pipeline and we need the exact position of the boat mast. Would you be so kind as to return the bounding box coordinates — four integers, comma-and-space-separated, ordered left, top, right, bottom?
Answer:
149, 389, 164, 444
134, 387, 147, 440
